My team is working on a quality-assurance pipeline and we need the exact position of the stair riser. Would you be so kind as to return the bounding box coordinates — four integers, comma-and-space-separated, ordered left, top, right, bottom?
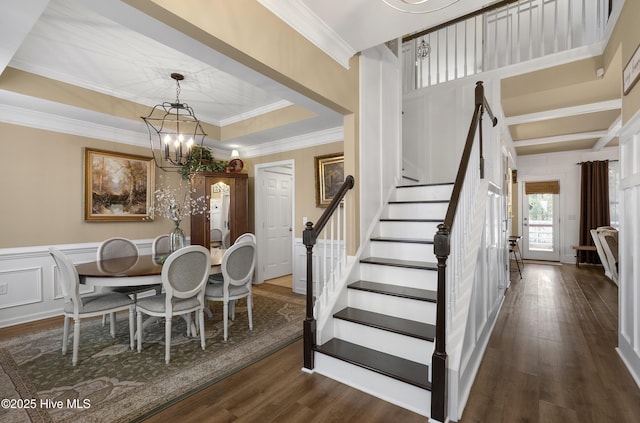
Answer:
333, 319, 433, 363
378, 220, 441, 239
394, 185, 453, 202
347, 289, 436, 324
314, 353, 430, 417
369, 241, 435, 262
384, 202, 448, 220
360, 263, 438, 291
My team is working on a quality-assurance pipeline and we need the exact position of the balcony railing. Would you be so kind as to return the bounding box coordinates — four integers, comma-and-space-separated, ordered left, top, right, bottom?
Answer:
403, 0, 612, 92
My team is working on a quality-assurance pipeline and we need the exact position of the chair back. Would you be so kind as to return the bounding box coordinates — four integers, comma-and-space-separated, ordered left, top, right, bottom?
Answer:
49, 247, 82, 313
152, 234, 171, 256
234, 232, 256, 245
97, 237, 139, 260
162, 245, 211, 303
210, 228, 223, 242
221, 240, 256, 288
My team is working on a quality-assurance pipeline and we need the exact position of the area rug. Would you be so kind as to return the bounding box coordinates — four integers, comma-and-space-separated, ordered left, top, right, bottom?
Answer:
0, 289, 304, 423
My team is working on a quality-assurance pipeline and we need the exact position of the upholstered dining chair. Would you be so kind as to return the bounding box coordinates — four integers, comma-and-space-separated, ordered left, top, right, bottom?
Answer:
205, 239, 256, 341
207, 233, 256, 319
135, 245, 211, 364
49, 247, 135, 366
98, 237, 162, 326
152, 234, 171, 257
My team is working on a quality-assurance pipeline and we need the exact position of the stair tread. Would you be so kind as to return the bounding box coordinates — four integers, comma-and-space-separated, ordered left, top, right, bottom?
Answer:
389, 200, 449, 204
315, 338, 431, 390
334, 307, 435, 341
348, 280, 437, 302
396, 182, 453, 188
360, 256, 437, 270
370, 237, 433, 244
379, 218, 442, 222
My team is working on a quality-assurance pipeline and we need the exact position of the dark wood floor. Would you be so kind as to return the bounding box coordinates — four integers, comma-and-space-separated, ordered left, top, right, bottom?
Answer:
460, 262, 640, 423
3, 265, 639, 422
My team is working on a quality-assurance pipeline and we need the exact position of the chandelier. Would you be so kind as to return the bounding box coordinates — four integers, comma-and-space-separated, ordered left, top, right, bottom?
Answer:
417, 39, 431, 59
142, 73, 206, 171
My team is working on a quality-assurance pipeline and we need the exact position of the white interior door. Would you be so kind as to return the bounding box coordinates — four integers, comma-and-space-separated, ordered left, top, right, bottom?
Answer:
262, 168, 293, 280
522, 192, 560, 261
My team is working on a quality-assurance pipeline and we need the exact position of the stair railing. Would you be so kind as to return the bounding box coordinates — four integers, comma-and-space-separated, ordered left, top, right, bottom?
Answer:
302, 175, 355, 371
431, 81, 497, 422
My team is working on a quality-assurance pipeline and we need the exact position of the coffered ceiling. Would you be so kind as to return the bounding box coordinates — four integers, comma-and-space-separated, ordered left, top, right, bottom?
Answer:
0, 0, 622, 159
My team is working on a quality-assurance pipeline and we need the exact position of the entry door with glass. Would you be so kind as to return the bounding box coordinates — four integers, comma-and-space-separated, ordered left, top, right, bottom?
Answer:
522, 190, 560, 261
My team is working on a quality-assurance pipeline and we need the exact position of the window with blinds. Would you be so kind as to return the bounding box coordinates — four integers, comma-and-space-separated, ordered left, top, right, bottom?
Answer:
524, 181, 559, 195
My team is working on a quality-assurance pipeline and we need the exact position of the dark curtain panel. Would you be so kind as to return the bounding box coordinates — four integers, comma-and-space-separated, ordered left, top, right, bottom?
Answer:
579, 160, 610, 264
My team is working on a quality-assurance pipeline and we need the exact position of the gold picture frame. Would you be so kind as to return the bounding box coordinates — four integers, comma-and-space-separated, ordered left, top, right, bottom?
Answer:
315, 153, 344, 207
84, 148, 155, 221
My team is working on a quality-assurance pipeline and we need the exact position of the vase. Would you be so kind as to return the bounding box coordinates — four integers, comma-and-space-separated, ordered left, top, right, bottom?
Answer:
170, 222, 186, 253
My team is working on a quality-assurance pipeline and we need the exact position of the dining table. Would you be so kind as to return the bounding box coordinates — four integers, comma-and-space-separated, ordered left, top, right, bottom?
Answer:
75, 253, 222, 287
76, 253, 221, 335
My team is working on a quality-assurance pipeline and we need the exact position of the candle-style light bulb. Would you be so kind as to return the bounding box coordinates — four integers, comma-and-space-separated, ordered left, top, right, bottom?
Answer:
163, 135, 171, 160
187, 138, 194, 156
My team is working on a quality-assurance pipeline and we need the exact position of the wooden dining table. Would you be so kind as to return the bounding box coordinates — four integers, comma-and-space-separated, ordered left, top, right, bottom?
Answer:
75, 254, 221, 287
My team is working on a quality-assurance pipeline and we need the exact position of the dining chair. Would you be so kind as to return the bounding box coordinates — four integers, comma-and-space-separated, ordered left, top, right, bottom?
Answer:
135, 245, 211, 364
98, 238, 162, 327
207, 233, 256, 319
49, 247, 135, 366
205, 239, 256, 341
152, 234, 171, 257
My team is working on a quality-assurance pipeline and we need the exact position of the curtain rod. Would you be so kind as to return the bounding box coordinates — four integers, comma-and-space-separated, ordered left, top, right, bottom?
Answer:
575, 159, 619, 165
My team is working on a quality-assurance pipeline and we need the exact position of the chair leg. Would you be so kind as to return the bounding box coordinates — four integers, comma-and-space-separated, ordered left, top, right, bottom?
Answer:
185, 313, 192, 337
199, 309, 206, 351
72, 318, 80, 366
247, 295, 253, 331
109, 312, 116, 337
165, 317, 172, 365
223, 301, 229, 341
128, 306, 135, 350
62, 316, 70, 355
229, 300, 236, 321
136, 310, 143, 353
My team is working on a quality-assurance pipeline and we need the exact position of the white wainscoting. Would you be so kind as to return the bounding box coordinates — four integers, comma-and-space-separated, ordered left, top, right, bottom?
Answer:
0, 239, 155, 328
617, 110, 640, 389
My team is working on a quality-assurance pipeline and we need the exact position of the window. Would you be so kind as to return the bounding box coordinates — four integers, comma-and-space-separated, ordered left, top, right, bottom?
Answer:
609, 161, 620, 228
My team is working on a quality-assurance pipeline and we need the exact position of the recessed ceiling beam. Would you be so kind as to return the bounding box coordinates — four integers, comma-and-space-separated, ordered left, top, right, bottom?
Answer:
592, 115, 622, 151
514, 131, 607, 147
503, 99, 622, 126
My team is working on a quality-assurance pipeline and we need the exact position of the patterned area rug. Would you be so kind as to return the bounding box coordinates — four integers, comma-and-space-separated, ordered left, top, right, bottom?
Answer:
0, 289, 304, 423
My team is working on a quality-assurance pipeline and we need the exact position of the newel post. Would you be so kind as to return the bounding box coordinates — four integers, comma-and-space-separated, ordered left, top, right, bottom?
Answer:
431, 223, 450, 422
302, 221, 316, 370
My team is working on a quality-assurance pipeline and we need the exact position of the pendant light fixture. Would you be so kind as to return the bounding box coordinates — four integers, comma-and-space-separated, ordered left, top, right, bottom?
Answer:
142, 73, 206, 171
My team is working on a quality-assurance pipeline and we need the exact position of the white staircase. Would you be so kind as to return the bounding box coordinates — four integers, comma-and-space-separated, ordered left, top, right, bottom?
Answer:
313, 182, 453, 417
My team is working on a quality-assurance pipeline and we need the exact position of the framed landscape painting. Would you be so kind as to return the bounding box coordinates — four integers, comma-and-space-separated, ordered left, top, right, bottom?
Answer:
315, 153, 344, 207
84, 148, 155, 221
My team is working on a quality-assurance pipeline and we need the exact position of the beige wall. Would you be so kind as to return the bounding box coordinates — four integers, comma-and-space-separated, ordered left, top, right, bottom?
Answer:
243, 142, 344, 236
0, 120, 343, 249
605, 0, 640, 124
1, 123, 182, 249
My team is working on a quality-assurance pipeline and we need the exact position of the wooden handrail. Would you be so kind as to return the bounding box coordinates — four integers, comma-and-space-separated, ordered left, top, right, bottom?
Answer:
403, 0, 520, 42
302, 175, 355, 370
431, 81, 497, 422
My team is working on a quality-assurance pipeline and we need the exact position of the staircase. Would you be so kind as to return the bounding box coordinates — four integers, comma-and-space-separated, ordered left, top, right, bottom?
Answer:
313, 182, 453, 417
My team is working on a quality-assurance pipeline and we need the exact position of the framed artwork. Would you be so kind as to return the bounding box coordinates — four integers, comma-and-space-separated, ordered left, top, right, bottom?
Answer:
315, 153, 344, 207
623, 43, 640, 95
84, 148, 155, 221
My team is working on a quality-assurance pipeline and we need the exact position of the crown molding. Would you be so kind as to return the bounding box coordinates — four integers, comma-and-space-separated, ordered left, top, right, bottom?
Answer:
241, 126, 344, 158
257, 0, 356, 69
217, 100, 293, 126
0, 103, 148, 147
